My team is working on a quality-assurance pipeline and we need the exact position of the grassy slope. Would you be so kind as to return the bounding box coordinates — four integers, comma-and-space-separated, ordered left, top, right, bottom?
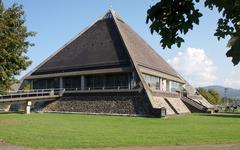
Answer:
0, 113, 239, 148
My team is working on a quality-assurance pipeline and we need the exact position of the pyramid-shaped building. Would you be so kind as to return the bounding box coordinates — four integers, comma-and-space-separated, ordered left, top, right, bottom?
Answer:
21, 9, 214, 116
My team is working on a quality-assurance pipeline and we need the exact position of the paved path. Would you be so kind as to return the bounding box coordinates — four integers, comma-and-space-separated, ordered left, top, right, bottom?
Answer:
0, 142, 240, 150
0, 142, 30, 150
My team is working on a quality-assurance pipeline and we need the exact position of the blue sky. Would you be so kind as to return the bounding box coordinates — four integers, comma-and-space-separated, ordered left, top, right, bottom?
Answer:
3, 0, 240, 89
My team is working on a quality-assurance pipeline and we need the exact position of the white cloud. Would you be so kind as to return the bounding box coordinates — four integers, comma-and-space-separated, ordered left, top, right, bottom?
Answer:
167, 47, 217, 87
223, 68, 240, 89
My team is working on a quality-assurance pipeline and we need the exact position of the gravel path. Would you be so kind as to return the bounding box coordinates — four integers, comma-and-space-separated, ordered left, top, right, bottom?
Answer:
0, 142, 240, 150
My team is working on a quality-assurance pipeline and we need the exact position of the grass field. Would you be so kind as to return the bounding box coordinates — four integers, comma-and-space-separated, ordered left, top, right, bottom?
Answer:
0, 113, 240, 148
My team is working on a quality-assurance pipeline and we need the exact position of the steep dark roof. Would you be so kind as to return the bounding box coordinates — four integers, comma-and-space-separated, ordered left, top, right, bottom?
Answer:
31, 10, 180, 79
32, 17, 130, 75
114, 16, 179, 78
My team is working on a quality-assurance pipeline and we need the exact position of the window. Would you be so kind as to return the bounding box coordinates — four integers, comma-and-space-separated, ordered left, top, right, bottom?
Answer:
143, 74, 160, 90
63, 76, 81, 89
47, 78, 59, 89
143, 74, 183, 92
170, 81, 183, 92
86, 73, 129, 89
105, 74, 115, 88
115, 74, 128, 88
105, 73, 129, 89
32, 78, 59, 89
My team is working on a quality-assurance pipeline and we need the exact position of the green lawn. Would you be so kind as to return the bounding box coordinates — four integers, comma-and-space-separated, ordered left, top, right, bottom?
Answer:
0, 113, 240, 148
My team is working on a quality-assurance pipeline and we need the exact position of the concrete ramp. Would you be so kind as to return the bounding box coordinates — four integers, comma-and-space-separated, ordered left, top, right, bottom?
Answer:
165, 98, 190, 114
183, 80, 214, 112
187, 95, 213, 108
181, 95, 215, 112
152, 96, 176, 115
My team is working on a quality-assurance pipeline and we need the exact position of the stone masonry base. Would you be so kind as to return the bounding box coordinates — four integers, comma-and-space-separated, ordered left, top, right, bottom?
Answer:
40, 91, 159, 117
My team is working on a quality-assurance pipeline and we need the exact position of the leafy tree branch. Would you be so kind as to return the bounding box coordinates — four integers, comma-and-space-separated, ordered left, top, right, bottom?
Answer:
147, 0, 240, 65
0, 0, 35, 92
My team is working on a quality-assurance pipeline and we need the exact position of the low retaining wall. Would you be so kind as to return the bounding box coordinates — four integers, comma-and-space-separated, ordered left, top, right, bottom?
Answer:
41, 91, 158, 116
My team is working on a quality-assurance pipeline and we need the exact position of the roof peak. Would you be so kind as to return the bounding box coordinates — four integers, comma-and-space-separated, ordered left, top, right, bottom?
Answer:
101, 8, 124, 22
102, 8, 116, 19
108, 8, 116, 14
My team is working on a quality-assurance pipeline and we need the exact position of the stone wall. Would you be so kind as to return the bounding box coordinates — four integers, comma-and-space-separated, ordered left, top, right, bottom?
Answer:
41, 91, 159, 116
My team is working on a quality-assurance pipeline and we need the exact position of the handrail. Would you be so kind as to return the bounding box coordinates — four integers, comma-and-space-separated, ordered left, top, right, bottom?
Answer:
0, 89, 61, 100
0, 86, 132, 100
63, 86, 128, 91
6, 89, 54, 94
181, 96, 207, 111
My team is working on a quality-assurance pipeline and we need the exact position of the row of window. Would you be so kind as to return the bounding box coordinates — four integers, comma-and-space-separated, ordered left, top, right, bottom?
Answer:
64, 76, 81, 89
142, 73, 182, 92
86, 74, 129, 89
30, 73, 182, 92
171, 81, 182, 92
31, 73, 130, 90
32, 78, 59, 89
142, 74, 160, 90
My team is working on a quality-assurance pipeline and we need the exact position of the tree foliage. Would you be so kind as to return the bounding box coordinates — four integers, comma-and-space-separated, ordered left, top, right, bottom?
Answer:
147, 0, 240, 65
0, 1, 35, 92
197, 87, 222, 104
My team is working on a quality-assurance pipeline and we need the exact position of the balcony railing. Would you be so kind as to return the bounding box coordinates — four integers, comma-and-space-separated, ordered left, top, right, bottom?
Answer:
0, 89, 62, 101
63, 86, 140, 93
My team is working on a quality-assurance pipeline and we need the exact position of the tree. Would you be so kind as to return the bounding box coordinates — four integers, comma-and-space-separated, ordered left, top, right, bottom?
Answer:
197, 88, 222, 104
208, 89, 221, 104
146, 0, 240, 65
0, 1, 35, 92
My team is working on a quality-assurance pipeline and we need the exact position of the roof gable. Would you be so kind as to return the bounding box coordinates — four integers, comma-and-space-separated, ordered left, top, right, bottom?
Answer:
32, 16, 130, 75
30, 9, 181, 80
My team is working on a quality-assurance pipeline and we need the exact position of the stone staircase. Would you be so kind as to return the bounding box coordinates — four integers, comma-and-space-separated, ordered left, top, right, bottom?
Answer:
187, 95, 213, 108
181, 96, 209, 112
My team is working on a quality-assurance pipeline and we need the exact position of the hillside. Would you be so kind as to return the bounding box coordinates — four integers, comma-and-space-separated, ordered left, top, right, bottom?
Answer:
202, 85, 240, 99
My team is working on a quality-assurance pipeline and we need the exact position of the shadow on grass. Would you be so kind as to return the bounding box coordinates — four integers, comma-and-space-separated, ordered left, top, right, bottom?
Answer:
197, 113, 240, 118
0, 111, 25, 114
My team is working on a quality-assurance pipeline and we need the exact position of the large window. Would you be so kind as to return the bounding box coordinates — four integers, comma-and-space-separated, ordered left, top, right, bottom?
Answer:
31, 73, 131, 90
32, 78, 59, 89
170, 81, 182, 92
63, 76, 81, 89
86, 75, 104, 89
105, 74, 128, 88
86, 73, 129, 89
143, 73, 183, 92
142, 74, 160, 90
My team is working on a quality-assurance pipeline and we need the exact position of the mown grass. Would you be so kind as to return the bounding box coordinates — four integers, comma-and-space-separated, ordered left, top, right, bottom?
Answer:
0, 112, 239, 148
